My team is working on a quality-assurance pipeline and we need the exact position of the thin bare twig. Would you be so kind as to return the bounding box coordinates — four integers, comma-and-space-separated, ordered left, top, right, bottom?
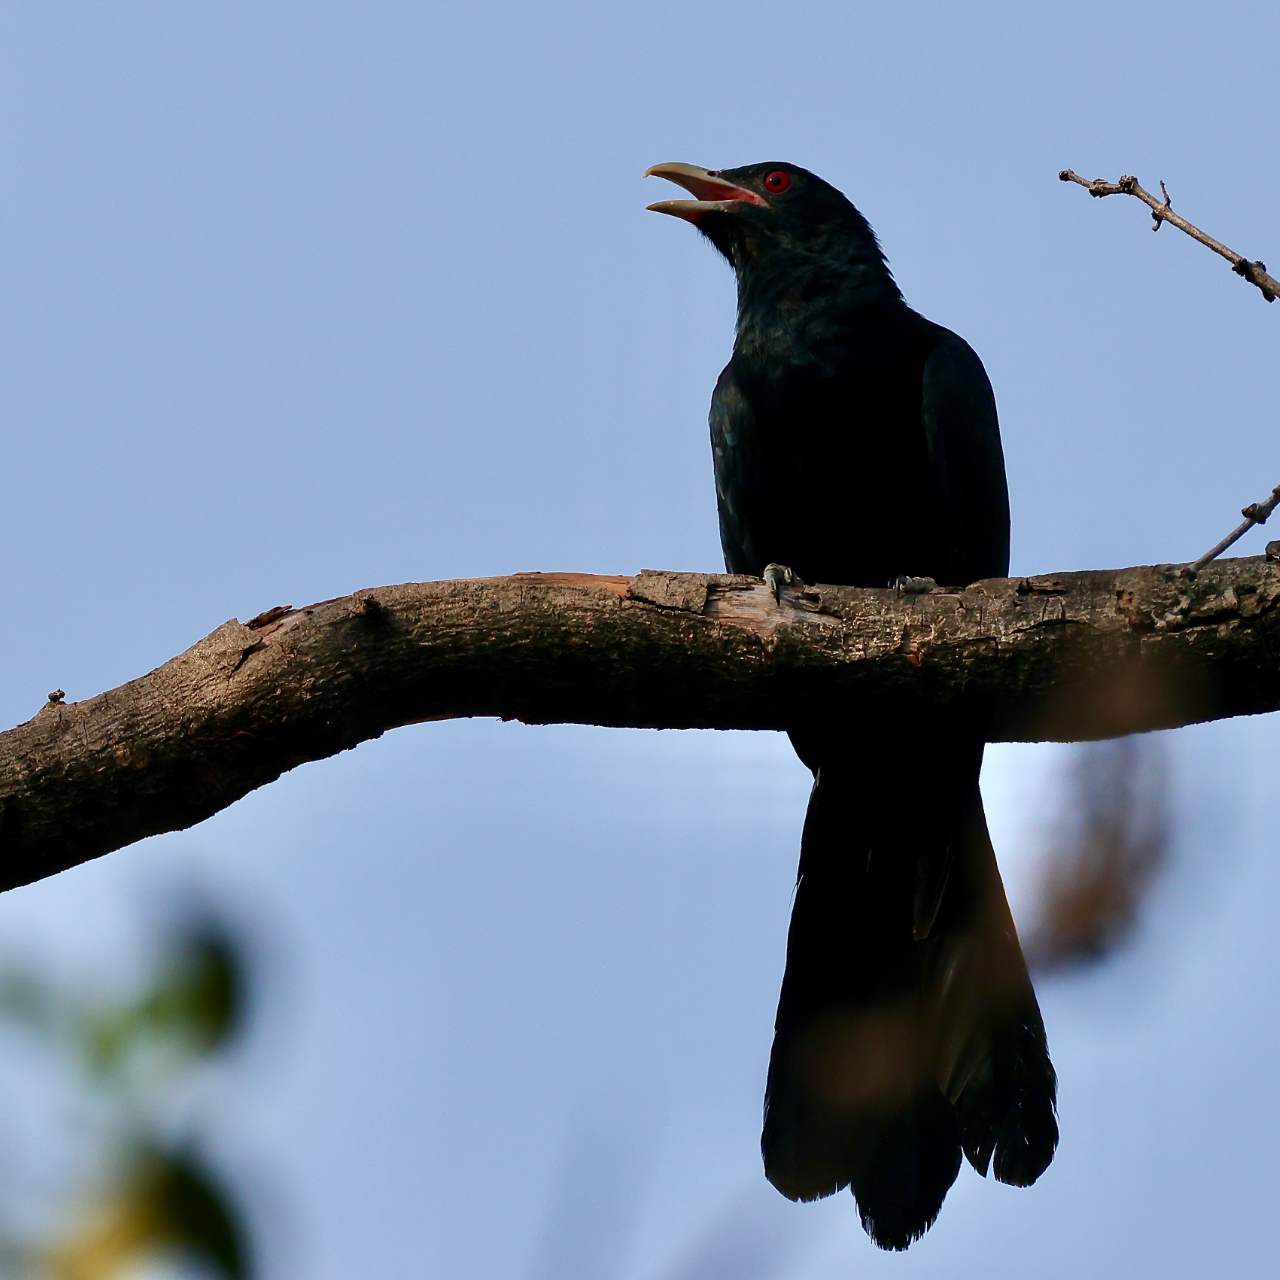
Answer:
1059, 169, 1280, 303
1184, 484, 1280, 577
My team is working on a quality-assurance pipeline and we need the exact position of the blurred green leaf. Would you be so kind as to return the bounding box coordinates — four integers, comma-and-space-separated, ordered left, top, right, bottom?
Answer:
152, 1148, 250, 1280
77, 925, 244, 1080
145, 930, 243, 1055
46, 1146, 249, 1280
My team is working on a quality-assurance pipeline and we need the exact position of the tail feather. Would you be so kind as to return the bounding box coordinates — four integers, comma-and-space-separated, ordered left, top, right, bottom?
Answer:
850, 1090, 962, 1250
763, 733, 1057, 1249
923, 795, 1058, 1185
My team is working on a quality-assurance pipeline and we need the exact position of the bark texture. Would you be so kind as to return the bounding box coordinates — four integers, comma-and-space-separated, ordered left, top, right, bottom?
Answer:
2, 556, 1278, 891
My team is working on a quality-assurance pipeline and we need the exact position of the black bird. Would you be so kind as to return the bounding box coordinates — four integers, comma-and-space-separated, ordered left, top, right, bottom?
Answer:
645, 161, 1058, 1250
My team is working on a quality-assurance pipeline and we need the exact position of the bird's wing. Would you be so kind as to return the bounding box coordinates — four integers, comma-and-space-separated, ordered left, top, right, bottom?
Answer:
913, 335, 1011, 941
920, 334, 1011, 585
709, 362, 762, 576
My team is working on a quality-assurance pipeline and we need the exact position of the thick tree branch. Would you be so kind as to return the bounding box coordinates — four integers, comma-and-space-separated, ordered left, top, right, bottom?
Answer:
2, 558, 1279, 891
1059, 168, 1280, 302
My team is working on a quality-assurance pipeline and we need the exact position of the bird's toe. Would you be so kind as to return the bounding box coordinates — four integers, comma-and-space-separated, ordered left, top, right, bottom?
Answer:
889, 575, 939, 594
763, 563, 805, 603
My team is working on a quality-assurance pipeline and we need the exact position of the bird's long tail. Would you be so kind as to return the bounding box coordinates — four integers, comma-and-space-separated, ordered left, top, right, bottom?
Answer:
762, 732, 1057, 1250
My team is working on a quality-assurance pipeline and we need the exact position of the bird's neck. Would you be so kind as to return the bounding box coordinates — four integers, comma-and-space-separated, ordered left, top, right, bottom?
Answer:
733, 249, 903, 370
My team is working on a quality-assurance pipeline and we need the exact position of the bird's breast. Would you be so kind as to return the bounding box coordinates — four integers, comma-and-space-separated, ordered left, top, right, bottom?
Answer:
721, 308, 941, 586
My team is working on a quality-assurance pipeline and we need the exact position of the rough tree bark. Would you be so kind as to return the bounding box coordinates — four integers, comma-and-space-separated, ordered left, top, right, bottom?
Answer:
1, 556, 1278, 893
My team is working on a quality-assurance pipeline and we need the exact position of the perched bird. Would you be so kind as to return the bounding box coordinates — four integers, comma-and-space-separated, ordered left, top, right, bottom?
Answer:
645, 162, 1058, 1250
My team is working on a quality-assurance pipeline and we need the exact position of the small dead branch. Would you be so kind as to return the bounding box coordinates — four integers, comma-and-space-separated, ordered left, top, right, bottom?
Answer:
1185, 484, 1280, 577
1059, 169, 1280, 302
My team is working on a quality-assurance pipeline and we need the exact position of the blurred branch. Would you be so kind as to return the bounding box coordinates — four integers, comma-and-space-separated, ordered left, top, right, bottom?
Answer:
1027, 737, 1170, 971
1059, 169, 1280, 302
2, 558, 1280, 887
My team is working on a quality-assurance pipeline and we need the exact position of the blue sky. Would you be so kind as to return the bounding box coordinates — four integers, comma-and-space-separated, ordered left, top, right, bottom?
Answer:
2, 2, 1279, 1276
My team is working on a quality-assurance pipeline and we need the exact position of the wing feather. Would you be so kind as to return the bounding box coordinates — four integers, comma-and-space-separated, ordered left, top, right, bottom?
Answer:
920, 335, 1010, 584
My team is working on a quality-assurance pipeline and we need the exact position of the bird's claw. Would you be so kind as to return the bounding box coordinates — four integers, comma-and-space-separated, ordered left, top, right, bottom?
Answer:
890, 575, 939, 594
763, 563, 804, 603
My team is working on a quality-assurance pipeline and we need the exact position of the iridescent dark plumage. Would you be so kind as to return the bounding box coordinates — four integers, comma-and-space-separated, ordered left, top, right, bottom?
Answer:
647, 161, 1058, 1250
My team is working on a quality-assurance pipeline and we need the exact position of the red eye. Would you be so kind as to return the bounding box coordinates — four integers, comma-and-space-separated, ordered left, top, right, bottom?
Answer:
764, 170, 792, 193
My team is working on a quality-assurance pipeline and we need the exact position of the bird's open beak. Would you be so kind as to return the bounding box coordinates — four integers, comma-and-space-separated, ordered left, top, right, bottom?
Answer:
644, 162, 767, 221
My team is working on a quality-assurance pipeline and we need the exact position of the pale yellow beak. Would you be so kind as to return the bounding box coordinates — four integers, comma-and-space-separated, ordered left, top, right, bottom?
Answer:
643, 162, 767, 220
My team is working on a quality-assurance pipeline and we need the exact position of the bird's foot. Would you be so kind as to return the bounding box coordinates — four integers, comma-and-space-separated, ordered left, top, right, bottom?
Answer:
763, 563, 805, 603
890, 574, 939, 594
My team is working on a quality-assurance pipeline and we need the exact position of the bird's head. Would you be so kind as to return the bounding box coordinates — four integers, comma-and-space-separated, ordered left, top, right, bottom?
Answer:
644, 161, 895, 297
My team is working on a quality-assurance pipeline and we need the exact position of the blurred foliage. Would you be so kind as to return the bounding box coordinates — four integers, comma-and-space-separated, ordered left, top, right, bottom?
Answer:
81, 930, 242, 1083
0, 919, 254, 1279
46, 1149, 245, 1280
1027, 736, 1170, 971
